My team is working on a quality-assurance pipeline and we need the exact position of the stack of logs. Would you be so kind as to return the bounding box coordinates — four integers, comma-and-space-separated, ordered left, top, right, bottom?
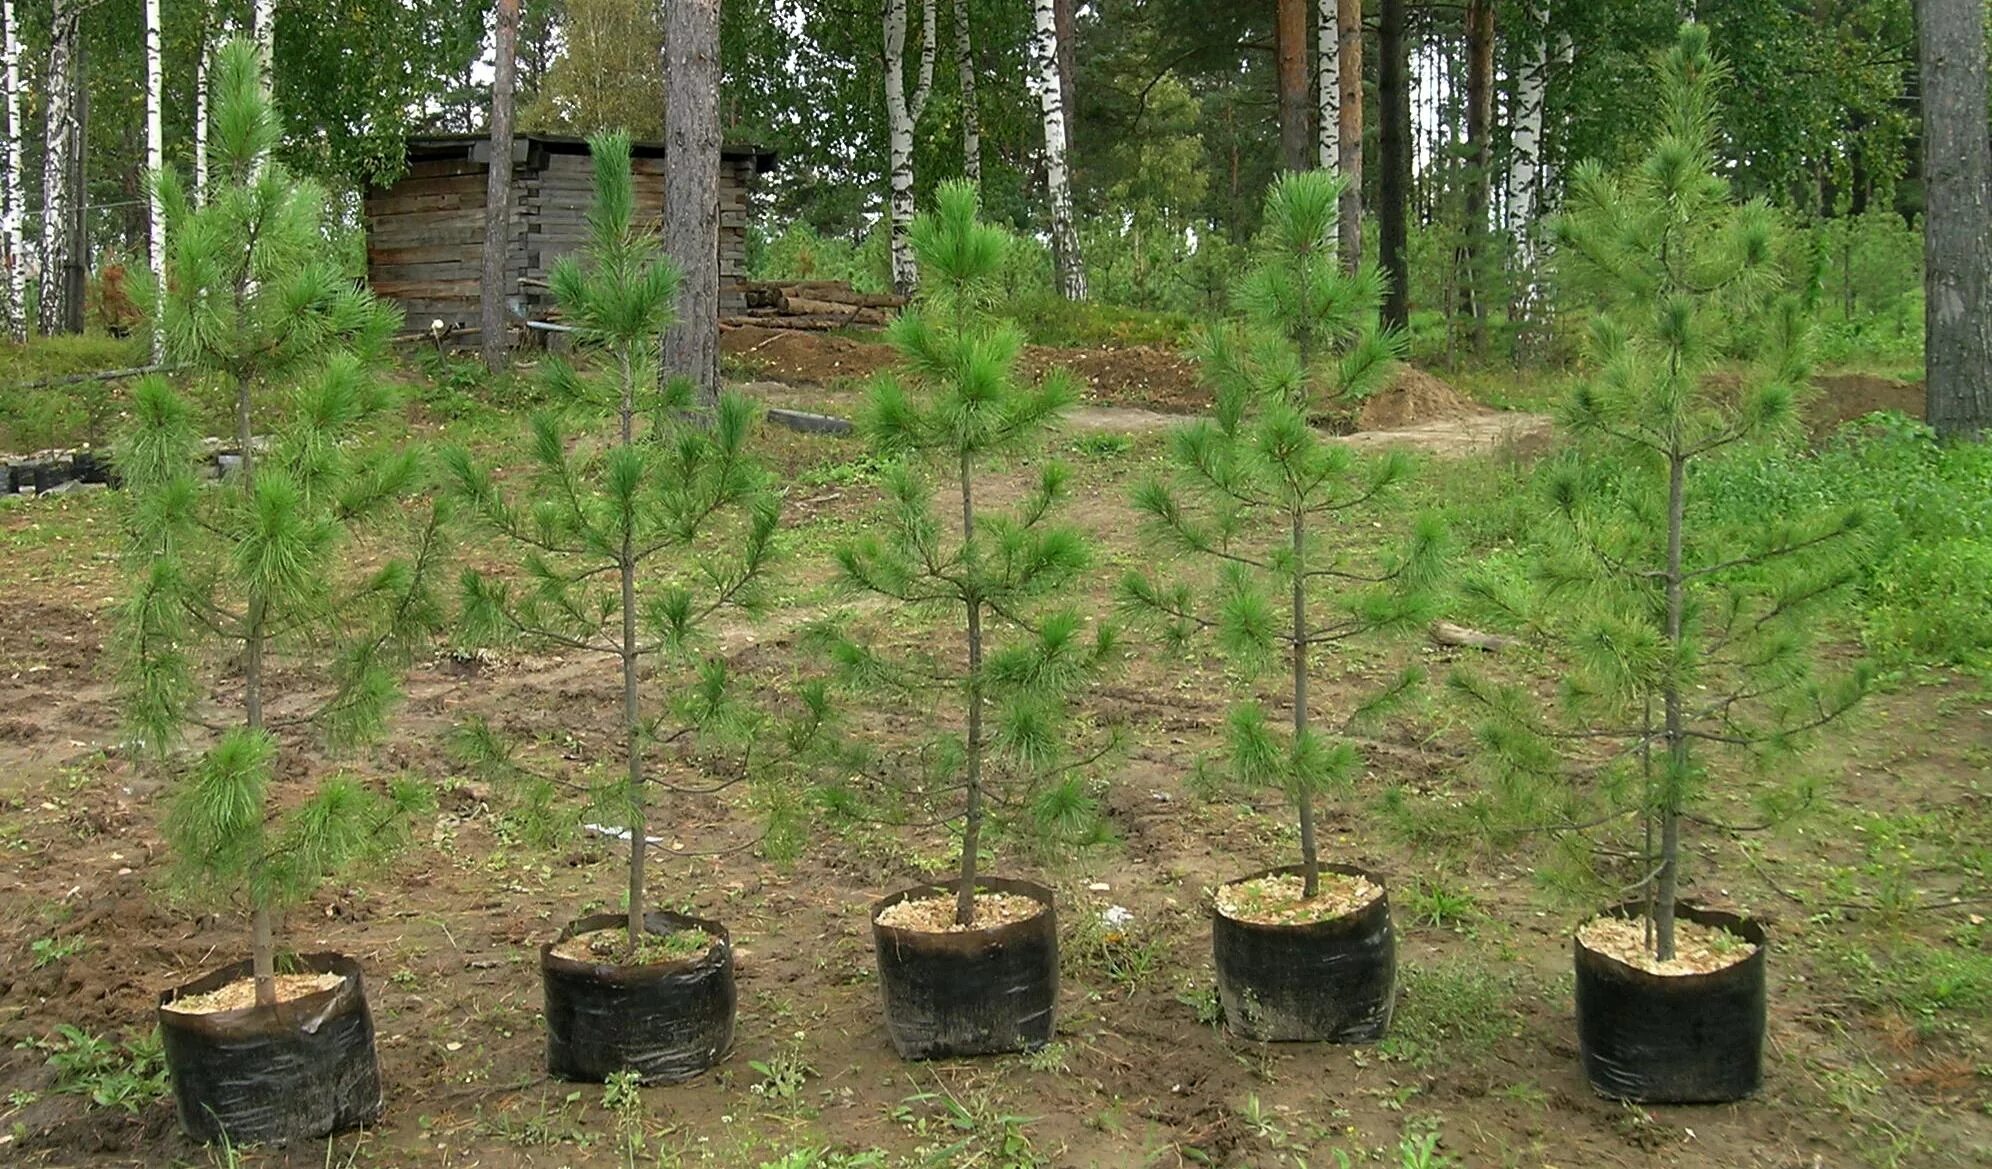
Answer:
721, 281, 906, 331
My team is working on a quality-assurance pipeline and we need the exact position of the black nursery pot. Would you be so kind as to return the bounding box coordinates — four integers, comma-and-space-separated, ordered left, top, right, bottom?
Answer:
1211, 863, 1396, 1043
1574, 901, 1767, 1104
156, 952, 382, 1146
541, 910, 736, 1084
871, 876, 1058, 1060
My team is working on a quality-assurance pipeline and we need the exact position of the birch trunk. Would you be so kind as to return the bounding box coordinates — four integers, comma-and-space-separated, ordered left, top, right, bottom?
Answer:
663, 0, 722, 412
883, 0, 920, 295
194, 32, 210, 203
39, 0, 79, 337
1053, 0, 1076, 148
1275, 0, 1309, 172
1033, 0, 1083, 299
146, 0, 165, 361
1336, 0, 1362, 270
1506, 0, 1547, 320
1917, 0, 1992, 438
481, 0, 519, 373
253, 0, 275, 77
1317, 0, 1339, 174
0, 0, 25, 340
954, 0, 980, 186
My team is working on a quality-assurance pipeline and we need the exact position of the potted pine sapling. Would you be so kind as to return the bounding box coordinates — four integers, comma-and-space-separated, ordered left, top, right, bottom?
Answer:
1123, 170, 1444, 1043
445, 132, 787, 1084
813, 181, 1115, 1060
1453, 24, 1870, 1104
117, 39, 443, 1146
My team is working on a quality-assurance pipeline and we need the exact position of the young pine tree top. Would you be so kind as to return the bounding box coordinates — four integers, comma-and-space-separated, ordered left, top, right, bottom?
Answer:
1454, 23, 1871, 960
1122, 170, 1444, 902
815, 181, 1116, 927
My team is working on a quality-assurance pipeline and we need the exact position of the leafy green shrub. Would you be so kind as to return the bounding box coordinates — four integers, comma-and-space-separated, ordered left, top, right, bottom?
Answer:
21, 1025, 169, 1113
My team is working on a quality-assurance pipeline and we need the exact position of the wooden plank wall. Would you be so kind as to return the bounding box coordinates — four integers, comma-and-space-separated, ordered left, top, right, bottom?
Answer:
365, 145, 758, 339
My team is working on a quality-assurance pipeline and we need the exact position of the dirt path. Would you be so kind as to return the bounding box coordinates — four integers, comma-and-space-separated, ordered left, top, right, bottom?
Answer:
1062, 401, 1554, 457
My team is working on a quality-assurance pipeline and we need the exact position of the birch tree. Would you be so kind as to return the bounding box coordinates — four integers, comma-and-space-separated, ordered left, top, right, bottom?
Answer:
253, 0, 275, 75
1317, 0, 1338, 174
482, 0, 520, 373
195, 34, 210, 202
1032, 0, 1083, 300
39, 0, 79, 337
146, 0, 166, 361
663, 0, 723, 412
0, 0, 25, 341
1506, 0, 1548, 322
884, 0, 935, 296
954, 0, 980, 187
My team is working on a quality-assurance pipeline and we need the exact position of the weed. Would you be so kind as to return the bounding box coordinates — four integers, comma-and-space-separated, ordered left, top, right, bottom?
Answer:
893, 1084, 1043, 1169
1064, 901, 1168, 993
19, 1024, 168, 1113
603, 1070, 647, 1168
1022, 1041, 1071, 1075
1071, 432, 1133, 458
29, 935, 86, 969
1175, 978, 1223, 1028
749, 1034, 816, 1106
1404, 875, 1480, 930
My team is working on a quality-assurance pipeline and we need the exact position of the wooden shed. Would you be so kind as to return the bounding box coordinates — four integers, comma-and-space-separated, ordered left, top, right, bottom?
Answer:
364, 133, 775, 340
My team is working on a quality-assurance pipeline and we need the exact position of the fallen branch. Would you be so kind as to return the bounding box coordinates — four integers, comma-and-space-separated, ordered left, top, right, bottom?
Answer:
1429, 621, 1519, 652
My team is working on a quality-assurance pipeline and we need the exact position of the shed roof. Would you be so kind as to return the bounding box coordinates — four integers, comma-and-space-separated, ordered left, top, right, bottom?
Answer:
399, 133, 777, 175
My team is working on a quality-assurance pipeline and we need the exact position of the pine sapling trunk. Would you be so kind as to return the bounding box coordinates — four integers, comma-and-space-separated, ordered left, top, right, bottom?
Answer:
1654, 452, 1688, 961
1291, 505, 1319, 898
236, 371, 277, 1008
619, 356, 646, 952
956, 451, 984, 927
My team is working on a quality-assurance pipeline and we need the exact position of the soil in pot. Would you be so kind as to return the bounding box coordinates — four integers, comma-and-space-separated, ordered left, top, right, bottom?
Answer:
156, 952, 382, 1146
542, 910, 735, 1084
872, 877, 1058, 1060
1212, 863, 1395, 1043
1574, 901, 1767, 1104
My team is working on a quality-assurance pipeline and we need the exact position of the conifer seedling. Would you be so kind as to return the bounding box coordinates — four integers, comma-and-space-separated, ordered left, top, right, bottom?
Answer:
1454, 24, 1870, 961
446, 133, 798, 958
1123, 169, 1444, 906
117, 39, 443, 1009
814, 181, 1115, 928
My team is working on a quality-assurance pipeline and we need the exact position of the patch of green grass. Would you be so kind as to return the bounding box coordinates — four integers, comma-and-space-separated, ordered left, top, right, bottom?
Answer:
1379, 962, 1516, 1069
18, 1024, 168, 1113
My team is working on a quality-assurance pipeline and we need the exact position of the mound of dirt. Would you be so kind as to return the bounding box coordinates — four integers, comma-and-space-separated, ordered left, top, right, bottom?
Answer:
1809, 373, 1922, 432
1027, 344, 1205, 413
721, 325, 895, 384
1357, 366, 1489, 430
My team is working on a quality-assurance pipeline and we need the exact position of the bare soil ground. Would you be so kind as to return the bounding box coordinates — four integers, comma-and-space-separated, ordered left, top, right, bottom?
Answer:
0, 373, 1983, 1169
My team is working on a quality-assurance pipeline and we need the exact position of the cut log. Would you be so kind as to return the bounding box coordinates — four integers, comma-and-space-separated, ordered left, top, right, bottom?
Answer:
1429, 621, 1517, 652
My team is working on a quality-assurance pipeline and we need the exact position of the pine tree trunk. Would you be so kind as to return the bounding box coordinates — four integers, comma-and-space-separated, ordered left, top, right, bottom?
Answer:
38, 0, 79, 338
1506, 0, 1547, 331
1318, 0, 1339, 174
1291, 505, 1318, 897
884, 0, 919, 295
1337, 0, 1363, 271
1276, 0, 1310, 172
1378, 0, 1410, 330
1033, 0, 1084, 299
954, 0, 980, 186
1462, 0, 1493, 358
236, 364, 276, 1006
482, 0, 519, 373
145, 0, 165, 362
620, 356, 646, 950
1918, 0, 1992, 439
955, 451, 984, 927
663, 0, 722, 413
1655, 452, 1688, 961
1053, 0, 1076, 147
0, 0, 25, 341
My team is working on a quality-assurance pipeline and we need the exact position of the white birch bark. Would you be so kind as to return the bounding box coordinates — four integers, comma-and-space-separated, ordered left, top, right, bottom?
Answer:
954, 0, 979, 185
1032, 0, 1083, 299
1506, 1, 1547, 292
1, 0, 26, 340
39, 0, 79, 337
146, 0, 165, 360
253, 0, 275, 78
1317, 0, 1339, 174
194, 34, 209, 202
883, 0, 923, 295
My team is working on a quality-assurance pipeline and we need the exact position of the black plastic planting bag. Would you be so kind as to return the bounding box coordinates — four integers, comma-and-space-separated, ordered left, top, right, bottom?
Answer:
1211, 863, 1396, 1043
1575, 902, 1767, 1104
542, 911, 735, 1084
872, 877, 1058, 1060
156, 952, 382, 1146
